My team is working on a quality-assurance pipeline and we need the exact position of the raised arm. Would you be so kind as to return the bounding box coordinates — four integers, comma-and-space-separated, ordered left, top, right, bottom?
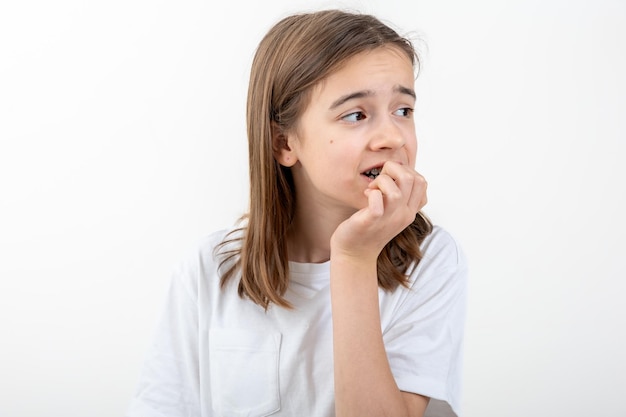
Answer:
330, 162, 429, 417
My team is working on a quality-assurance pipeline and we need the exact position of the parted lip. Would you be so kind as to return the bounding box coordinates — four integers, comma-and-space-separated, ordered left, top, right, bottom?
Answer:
360, 160, 404, 174
361, 165, 384, 175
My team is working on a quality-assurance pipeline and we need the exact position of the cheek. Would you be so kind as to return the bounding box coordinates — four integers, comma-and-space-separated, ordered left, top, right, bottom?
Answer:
407, 136, 418, 165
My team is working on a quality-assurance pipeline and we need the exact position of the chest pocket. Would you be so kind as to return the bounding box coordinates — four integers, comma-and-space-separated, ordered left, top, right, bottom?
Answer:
209, 328, 282, 416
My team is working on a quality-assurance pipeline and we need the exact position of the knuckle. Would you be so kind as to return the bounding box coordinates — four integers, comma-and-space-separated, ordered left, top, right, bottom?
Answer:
399, 172, 413, 183
415, 174, 427, 186
387, 189, 402, 200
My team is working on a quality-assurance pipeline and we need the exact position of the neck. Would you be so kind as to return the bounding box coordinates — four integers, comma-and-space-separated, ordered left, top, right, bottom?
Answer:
287, 201, 355, 264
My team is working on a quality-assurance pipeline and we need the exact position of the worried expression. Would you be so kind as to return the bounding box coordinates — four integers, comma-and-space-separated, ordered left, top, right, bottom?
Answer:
275, 46, 418, 216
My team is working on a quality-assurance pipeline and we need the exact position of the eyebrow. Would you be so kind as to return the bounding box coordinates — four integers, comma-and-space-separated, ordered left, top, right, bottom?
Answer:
396, 85, 416, 100
329, 85, 416, 110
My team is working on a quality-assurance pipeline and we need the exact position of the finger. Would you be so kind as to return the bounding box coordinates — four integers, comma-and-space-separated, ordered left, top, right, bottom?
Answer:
368, 173, 403, 205
364, 188, 384, 217
407, 172, 428, 213
375, 162, 417, 205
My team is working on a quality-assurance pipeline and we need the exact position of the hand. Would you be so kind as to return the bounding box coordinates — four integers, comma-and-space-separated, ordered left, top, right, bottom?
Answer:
331, 161, 427, 260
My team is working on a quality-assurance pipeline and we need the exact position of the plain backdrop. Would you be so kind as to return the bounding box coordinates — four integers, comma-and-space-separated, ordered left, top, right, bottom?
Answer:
1, 0, 624, 416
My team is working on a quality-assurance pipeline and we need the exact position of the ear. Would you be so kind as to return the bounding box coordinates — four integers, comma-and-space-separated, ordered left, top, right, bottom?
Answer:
271, 122, 298, 167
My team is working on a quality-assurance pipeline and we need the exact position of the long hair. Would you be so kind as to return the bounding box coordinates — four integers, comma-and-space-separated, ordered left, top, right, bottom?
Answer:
217, 10, 433, 309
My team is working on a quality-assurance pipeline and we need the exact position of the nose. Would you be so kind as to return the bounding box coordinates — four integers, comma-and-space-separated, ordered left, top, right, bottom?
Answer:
368, 115, 406, 150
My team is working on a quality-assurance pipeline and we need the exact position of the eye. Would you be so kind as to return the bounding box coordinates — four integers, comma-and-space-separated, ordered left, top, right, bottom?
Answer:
394, 107, 414, 117
342, 111, 367, 123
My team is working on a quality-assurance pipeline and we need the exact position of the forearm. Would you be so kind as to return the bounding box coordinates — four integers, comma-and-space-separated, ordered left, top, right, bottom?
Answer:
330, 255, 410, 417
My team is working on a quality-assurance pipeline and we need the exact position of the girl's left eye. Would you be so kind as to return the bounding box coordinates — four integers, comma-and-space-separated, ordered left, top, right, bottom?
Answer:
394, 107, 414, 117
342, 111, 366, 122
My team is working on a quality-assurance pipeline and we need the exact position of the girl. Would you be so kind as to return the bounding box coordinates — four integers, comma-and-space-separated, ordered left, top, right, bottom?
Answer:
127, 9, 467, 417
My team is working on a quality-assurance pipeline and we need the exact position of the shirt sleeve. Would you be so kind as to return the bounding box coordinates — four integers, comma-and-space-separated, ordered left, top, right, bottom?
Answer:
381, 227, 468, 417
126, 257, 202, 417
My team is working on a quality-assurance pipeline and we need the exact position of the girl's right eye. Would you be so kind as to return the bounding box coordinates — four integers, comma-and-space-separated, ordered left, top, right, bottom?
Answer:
342, 111, 366, 123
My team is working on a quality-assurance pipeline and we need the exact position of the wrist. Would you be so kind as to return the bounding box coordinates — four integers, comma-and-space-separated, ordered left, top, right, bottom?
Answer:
329, 250, 378, 288
330, 246, 378, 266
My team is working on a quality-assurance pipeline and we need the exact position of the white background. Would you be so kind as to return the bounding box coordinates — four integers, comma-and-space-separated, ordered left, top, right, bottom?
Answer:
1, 0, 624, 416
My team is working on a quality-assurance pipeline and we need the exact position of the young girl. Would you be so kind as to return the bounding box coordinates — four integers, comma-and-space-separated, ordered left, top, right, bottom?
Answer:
127, 9, 467, 417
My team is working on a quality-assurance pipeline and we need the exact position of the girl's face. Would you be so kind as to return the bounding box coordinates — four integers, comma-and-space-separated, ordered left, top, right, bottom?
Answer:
276, 46, 417, 218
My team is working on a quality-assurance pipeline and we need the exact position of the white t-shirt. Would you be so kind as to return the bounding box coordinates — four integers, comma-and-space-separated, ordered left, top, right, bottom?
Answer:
127, 225, 467, 417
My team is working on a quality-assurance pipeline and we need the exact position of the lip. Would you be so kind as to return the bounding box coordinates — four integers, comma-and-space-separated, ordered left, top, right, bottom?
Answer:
360, 160, 405, 175
360, 164, 384, 177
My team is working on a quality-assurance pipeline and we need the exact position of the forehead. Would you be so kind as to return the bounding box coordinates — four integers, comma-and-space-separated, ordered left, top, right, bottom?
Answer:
312, 47, 415, 100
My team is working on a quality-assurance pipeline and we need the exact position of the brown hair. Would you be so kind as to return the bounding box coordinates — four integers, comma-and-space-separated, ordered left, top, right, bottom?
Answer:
217, 9, 433, 309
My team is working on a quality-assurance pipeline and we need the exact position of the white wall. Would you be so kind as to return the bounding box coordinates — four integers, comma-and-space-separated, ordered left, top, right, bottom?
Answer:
1, 0, 624, 416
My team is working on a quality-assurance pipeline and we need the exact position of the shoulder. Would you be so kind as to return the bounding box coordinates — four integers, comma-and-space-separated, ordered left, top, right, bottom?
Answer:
174, 229, 231, 267
198, 227, 241, 251
189, 227, 244, 264
419, 225, 467, 270
408, 225, 468, 291
170, 227, 242, 289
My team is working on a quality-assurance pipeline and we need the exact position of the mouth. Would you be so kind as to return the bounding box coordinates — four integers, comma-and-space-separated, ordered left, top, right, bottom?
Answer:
362, 166, 383, 180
